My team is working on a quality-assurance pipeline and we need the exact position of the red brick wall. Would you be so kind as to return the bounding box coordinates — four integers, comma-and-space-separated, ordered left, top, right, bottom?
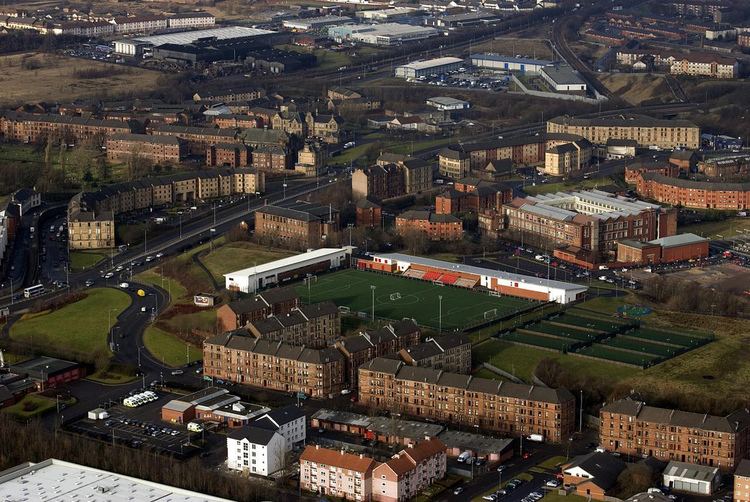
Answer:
162, 406, 195, 424
661, 241, 709, 262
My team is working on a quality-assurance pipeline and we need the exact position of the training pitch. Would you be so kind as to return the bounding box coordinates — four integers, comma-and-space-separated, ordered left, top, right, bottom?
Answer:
295, 269, 536, 330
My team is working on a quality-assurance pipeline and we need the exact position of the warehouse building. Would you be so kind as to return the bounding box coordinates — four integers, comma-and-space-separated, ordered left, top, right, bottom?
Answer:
395, 56, 464, 78
662, 461, 720, 495
113, 26, 277, 57
224, 247, 354, 293
0, 459, 232, 501
426, 96, 470, 111
283, 16, 352, 31
470, 53, 552, 73
540, 64, 588, 92
328, 23, 439, 46
616, 233, 708, 265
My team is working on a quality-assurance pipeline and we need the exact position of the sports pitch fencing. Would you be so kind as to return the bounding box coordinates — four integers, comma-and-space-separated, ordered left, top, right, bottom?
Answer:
295, 269, 537, 331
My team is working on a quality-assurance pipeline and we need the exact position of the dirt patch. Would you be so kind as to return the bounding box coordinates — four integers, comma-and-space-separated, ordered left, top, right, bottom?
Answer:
599, 72, 674, 105
470, 37, 554, 61
662, 263, 750, 295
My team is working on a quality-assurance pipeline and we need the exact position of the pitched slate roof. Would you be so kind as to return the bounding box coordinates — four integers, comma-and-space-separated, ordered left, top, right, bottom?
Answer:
564, 452, 626, 489
228, 425, 279, 445
300, 446, 378, 472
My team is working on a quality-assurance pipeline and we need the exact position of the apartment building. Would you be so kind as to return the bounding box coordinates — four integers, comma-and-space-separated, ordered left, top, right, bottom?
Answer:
352, 164, 406, 201
216, 287, 300, 331
295, 141, 327, 176
372, 438, 447, 502
356, 199, 382, 228
599, 398, 750, 470
358, 358, 576, 442
634, 172, 750, 210
106, 133, 186, 164
67, 192, 115, 250
437, 147, 470, 178
246, 301, 341, 349
227, 426, 287, 476
253, 405, 307, 450
617, 49, 738, 78
167, 12, 216, 30
547, 114, 700, 150
151, 124, 288, 155
112, 15, 168, 34
254, 202, 340, 249
734, 459, 750, 502
300, 445, 378, 501
335, 319, 422, 387
395, 210, 463, 241
206, 143, 251, 168
0, 111, 131, 144
398, 334, 471, 374
502, 190, 676, 258
203, 331, 346, 397
252, 145, 289, 171
544, 139, 593, 176
435, 178, 513, 215
214, 114, 261, 129
68, 169, 265, 239
272, 111, 307, 137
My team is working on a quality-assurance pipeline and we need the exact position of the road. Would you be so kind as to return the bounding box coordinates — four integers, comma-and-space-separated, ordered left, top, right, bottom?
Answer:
0, 174, 338, 311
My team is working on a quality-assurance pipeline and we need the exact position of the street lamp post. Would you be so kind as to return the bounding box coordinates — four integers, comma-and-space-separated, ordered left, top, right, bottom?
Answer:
438, 295, 443, 334
144, 228, 147, 254
370, 285, 376, 321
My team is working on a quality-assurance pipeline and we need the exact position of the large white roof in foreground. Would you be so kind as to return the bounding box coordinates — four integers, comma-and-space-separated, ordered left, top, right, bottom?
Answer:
122, 26, 274, 46
225, 247, 354, 279
375, 253, 587, 292
0, 459, 231, 501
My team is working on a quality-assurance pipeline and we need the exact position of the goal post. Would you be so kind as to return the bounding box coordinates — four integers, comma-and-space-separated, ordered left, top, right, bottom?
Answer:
389, 292, 402, 301
483, 308, 497, 320
433, 280, 445, 287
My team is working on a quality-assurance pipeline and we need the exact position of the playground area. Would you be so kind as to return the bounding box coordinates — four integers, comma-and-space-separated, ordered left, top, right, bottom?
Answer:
294, 269, 537, 331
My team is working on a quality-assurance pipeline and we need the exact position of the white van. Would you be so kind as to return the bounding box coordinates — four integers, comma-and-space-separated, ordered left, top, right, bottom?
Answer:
457, 450, 472, 463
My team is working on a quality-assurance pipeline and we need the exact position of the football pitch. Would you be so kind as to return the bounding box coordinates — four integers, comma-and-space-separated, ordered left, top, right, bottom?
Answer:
295, 269, 536, 330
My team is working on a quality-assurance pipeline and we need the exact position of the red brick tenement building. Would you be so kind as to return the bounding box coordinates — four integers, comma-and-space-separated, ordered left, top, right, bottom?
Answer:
358, 357, 576, 442
203, 330, 346, 397
0, 111, 131, 144
106, 133, 187, 164
635, 172, 750, 210
207, 143, 251, 168
254, 202, 340, 249
599, 399, 750, 471
395, 210, 462, 241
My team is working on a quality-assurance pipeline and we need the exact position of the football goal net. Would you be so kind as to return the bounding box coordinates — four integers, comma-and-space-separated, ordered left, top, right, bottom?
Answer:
433, 280, 445, 287
489, 290, 502, 297
338, 306, 351, 314
483, 308, 497, 320
389, 292, 402, 301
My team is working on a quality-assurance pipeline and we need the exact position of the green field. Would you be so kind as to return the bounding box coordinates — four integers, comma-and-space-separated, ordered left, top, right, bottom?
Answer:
602, 336, 681, 357
2, 394, 58, 419
69, 251, 105, 272
505, 331, 574, 351
201, 242, 292, 284
143, 326, 202, 368
10, 288, 131, 358
527, 321, 599, 341
523, 176, 619, 195
295, 269, 535, 330
577, 344, 661, 367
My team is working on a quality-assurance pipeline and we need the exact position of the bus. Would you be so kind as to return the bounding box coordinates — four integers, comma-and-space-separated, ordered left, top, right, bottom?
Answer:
23, 284, 45, 299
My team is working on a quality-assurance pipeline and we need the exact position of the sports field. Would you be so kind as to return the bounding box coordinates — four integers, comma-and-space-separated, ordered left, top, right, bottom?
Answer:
295, 270, 536, 330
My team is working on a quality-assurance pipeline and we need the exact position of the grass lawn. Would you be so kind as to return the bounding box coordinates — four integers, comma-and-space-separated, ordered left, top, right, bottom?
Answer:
2, 394, 59, 419
472, 367, 508, 381
474, 339, 639, 383
69, 250, 105, 272
87, 370, 137, 385
537, 456, 568, 470
135, 268, 189, 304
296, 269, 536, 331
201, 241, 292, 284
523, 176, 619, 196
678, 217, 750, 239
143, 326, 202, 368
10, 288, 131, 358
159, 308, 217, 334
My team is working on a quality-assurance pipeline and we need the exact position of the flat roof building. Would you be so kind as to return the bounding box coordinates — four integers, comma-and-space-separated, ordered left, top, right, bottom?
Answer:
470, 53, 553, 73
426, 96, 470, 110
540, 64, 587, 92
663, 461, 720, 495
283, 16, 352, 31
328, 22, 439, 46
114, 26, 276, 56
0, 459, 231, 501
224, 247, 353, 293
395, 56, 464, 78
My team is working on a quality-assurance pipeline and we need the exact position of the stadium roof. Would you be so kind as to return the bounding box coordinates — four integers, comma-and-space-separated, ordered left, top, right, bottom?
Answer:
119, 26, 275, 47
225, 247, 354, 279
0, 459, 231, 501
374, 252, 587, 292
